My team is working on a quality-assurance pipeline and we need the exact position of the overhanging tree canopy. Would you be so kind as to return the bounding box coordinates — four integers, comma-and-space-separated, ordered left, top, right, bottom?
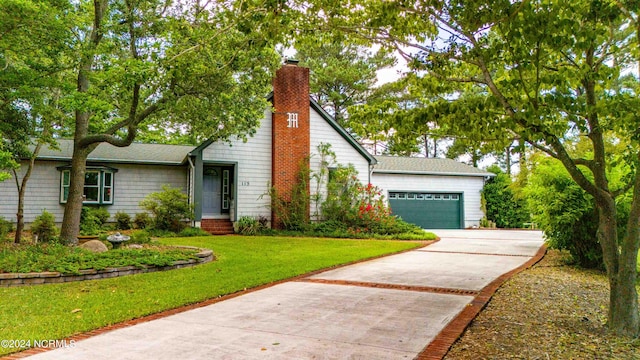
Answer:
312, 0, 640, 337
58, 0, 287, 243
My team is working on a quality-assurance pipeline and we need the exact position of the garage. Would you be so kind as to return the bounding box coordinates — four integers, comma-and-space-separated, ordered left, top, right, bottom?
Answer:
389, 192, 463, 229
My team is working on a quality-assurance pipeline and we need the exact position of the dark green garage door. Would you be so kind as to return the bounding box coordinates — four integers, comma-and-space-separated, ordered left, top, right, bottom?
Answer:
388, 192, 462, 229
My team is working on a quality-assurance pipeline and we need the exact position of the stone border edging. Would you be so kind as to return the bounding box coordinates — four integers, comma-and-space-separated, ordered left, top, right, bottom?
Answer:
415, 244, 548, 360
0, 246, 214, 287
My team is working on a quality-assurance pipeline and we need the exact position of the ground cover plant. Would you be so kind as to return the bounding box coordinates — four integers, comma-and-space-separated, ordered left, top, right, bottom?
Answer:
0, 242, 200, 274
445, 250, 640, 359
0, 235, 423, 355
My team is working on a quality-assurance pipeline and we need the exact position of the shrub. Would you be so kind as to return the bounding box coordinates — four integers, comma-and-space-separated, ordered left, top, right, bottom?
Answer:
178, 227, 211, 237
139, 185, 194, 232
320, 165, 417, 235
311, 220, 348, 234
92, 207, 111, 225
236, 216, 264, 235
133, 212, 151, 229
0, 217, 13, 241
115, 211, 132, 230
80, 207, 102, 235
31, 210, 58, 243
522, 156, 602, 268
266, 159, 310, 231
482, 165, 530, 228
130, 230, 151, 244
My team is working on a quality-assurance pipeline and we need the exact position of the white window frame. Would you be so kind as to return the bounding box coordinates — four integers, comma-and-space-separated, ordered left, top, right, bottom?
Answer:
60, 168, 115, 205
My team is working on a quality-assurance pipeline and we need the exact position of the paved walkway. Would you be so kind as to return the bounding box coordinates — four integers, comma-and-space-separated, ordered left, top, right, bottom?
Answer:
23, 230, 545, 360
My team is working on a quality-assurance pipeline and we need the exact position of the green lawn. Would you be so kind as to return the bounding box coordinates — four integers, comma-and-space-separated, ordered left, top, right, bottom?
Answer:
0, 236, 423, 355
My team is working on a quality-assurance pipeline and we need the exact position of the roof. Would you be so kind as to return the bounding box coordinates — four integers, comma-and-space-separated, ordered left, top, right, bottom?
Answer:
373, 156, 494, 177
36, 139, 196, 165
309, 99, 377, 165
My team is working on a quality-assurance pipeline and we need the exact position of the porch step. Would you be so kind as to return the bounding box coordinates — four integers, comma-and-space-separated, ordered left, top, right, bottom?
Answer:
201, 219, 235, 235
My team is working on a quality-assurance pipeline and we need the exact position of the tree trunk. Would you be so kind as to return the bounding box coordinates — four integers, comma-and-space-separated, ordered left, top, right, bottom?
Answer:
597, 193, 640, 337
505, 146, 512, 176
14, 185, 25, 244
424, 134, 429, 157
13, 142, 42, 244
59, 146, 91, 245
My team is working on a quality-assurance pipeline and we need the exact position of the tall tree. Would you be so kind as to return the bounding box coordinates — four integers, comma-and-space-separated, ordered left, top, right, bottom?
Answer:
313, 0, 640, 336
295, 34, 395, 127
58, 0, 285, 243
0, 0, 71, 243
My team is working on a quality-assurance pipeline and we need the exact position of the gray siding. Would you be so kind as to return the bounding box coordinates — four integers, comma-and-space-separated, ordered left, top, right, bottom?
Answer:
0, 161, 188, 224
309, 110, 371, 219
201, 109, 272, 219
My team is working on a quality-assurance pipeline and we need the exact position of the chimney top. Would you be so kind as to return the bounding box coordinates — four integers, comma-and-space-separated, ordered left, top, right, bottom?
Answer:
284, 59, 299, 66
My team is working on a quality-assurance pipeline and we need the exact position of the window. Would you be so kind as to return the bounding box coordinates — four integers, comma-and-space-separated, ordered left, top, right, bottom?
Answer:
60, 167, 116, 205
222, 170, 230, 210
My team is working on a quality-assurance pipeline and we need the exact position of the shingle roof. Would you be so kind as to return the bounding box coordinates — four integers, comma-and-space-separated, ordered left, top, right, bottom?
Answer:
373, 156, 494, 177
36, 139, 195, 165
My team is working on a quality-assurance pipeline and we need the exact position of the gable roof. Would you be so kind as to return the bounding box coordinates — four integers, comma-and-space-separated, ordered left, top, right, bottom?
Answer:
36, 139, 195, 165
309, 99, 377, 165
373, 156, 494, 177
251, 93, 376, 165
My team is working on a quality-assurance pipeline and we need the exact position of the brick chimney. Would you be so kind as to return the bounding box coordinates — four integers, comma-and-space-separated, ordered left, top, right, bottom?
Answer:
271, 60, 311, 228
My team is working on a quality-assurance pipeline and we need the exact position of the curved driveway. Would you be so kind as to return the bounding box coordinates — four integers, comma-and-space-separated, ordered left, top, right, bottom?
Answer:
24, 230, 544, 360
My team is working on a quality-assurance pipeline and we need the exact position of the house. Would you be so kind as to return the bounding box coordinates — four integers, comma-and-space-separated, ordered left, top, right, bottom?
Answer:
0, 60, 492, 231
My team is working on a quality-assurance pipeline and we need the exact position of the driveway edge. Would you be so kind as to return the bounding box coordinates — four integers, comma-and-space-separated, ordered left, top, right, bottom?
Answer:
415, 244, 548, 360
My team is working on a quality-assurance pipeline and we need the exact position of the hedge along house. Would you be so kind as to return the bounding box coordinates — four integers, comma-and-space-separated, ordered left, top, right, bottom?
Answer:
0, 60, 491, 232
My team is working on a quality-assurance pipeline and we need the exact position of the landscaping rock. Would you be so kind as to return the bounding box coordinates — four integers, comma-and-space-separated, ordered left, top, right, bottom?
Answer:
127, 244, 143, 249
79, 240, 108, 253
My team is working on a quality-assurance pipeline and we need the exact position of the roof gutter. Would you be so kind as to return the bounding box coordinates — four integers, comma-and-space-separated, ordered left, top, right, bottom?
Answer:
372, 169, 496, 177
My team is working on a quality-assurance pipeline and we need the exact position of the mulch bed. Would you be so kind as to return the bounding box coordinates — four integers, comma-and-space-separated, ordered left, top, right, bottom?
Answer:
444, 250, 640, 359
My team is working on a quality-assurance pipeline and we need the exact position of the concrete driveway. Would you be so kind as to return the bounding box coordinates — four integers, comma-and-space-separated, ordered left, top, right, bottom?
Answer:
23, 230, 545, 360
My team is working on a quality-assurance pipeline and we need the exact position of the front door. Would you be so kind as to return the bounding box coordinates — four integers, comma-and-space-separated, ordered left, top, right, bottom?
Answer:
202, 167, 222, 215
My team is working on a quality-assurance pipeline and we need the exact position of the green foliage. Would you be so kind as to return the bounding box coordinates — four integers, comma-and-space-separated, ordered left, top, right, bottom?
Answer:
0, 217, 14, 240
236, 216, 265, 235
267, 160, 311, 231
522, 156, 602, 269
79, 207, 104, 236
115, 212, 132, 230
139, 185, 194, 233
321, 163, 424, 235
0, 242, 199, 274
177, 227, 211, 238
92, 207, 110, 225
296, 33, 395, 126
30, 210, 58, 243
133, 212, 151, 229
129, 230, 151, 244
482, 166, 530, 228
321, 164, 361, 223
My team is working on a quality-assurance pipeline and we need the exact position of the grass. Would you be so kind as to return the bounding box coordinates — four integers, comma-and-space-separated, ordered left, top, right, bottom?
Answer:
0, 235, 423, 355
